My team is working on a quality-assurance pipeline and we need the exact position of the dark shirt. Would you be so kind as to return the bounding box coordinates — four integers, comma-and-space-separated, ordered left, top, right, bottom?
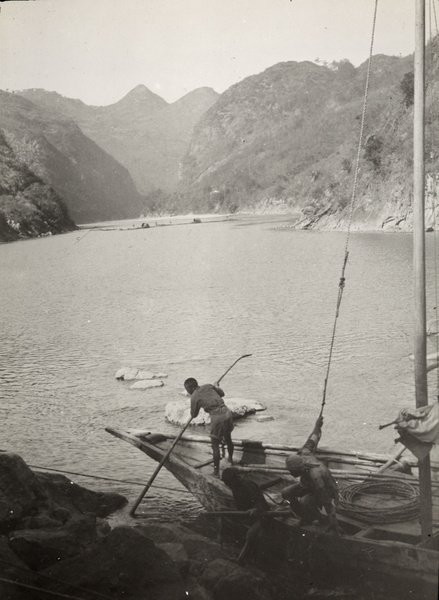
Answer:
231, 479, 269, 513
190, 384, 225, 418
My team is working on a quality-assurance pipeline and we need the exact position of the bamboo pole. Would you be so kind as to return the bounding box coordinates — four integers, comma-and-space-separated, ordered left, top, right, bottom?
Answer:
204, 510, 292, 517
129, 416, 193, 516
413, 0, 433, 541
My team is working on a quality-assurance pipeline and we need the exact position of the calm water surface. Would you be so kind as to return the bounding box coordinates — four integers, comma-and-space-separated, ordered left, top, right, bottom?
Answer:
1, 215, 438, 520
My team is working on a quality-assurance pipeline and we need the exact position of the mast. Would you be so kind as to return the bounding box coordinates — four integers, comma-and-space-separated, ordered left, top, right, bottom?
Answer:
413, 0, 433, 541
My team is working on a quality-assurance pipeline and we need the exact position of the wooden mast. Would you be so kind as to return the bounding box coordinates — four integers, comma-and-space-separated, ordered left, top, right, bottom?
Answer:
413, 0, 433, 541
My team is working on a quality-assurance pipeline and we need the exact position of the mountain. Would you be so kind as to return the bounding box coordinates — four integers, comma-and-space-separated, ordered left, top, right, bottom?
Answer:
0, 130, 76, 242
11, 42, 439, 230
19, 86, 220, 194
178, 54, 423, 226
0, 91, 144, 223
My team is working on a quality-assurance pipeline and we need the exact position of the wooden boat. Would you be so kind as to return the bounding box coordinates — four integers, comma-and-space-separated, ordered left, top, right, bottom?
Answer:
106, 426, 439, 590
107, 0, 439, 593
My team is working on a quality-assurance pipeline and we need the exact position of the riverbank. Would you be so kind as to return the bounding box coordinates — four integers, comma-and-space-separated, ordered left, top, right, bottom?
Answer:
2, 451, 432, 600
0, 450, 325, 600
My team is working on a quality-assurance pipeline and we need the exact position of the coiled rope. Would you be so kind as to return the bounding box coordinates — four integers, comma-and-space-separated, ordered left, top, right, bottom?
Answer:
320, 0, 379, 418
337, 479, 420, 523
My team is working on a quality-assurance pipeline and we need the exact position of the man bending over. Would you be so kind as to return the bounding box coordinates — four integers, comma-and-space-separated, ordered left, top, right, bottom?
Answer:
184, 378, 234, 477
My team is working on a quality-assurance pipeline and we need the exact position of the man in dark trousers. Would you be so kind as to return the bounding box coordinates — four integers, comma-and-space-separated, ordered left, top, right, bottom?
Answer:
184, 378, 234, 477
282, 416, 340, 534
222, 467, 269, 562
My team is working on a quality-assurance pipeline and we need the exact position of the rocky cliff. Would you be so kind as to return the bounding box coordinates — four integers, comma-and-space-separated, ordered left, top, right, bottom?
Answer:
0, 130, 76, 242
11, 37, 439, 229
0, 90, 144, 224
19, 85, 220, 196
178, 40, 439, 230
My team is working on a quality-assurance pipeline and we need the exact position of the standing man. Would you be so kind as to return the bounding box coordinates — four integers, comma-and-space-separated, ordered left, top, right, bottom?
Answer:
184, 378, 234, 477
282, 416, 340, 534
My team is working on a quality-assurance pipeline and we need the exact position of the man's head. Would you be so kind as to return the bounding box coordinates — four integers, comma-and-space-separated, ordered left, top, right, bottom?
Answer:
184, 378, 198, 395
222, 467, 241, 489
285, 453, 305, 477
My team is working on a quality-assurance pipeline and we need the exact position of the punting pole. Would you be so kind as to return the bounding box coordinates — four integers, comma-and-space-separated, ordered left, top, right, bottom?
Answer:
216, 354, 252, 385
129, 416, 193, 516
129, 353, 252, 516
413, 0, 433, 541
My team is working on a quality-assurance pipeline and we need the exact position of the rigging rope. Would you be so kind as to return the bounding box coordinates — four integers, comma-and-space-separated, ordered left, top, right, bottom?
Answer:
0, 557, 116, 600
319, 0, 379, 417
0, 576, 103, 600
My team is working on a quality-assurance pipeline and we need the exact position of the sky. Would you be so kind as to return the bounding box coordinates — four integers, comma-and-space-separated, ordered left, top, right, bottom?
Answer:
0, 0, 427, 106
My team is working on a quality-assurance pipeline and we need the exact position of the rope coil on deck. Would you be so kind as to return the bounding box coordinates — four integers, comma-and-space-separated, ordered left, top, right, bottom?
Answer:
337, 480, 420, 524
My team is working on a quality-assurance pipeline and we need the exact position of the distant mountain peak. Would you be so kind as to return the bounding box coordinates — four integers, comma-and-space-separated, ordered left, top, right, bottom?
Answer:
116, 85, 168, 110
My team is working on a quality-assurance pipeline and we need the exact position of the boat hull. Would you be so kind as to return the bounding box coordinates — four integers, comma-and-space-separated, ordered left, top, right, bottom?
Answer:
106, 427, 439, 590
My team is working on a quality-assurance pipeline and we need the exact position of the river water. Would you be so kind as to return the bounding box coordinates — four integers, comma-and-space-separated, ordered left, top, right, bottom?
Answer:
1, 214, 438, 521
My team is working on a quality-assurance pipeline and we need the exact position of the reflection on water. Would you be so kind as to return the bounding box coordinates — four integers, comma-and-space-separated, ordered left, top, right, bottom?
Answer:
1, 215, 438, 519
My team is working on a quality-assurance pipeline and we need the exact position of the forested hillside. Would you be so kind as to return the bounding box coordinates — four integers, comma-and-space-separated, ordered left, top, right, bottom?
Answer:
0, 91, 144, 224
4, 37, 439, 235
0, 130, 76, 242
19, 86, 220, 196
175, 40, 439, 230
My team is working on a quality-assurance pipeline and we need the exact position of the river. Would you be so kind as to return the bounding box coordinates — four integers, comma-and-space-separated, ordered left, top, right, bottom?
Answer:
1, 214, 438, 521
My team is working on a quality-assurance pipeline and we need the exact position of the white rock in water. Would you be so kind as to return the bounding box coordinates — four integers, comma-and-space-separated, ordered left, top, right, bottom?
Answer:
165, 398, 266, 426
115, 367, 168, 381
116, 368, 139, 380
130, 380, 164, 390
256, 415, 275, 422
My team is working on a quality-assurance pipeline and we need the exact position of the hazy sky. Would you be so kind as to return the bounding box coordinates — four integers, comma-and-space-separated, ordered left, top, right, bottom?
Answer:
0, 0, 423, 106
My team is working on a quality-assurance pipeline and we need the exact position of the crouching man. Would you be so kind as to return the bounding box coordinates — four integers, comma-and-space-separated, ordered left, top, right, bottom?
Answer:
282, 416, 340, 534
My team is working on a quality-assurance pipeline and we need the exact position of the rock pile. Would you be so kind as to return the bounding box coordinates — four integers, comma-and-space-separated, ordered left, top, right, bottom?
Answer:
0, 451, 287, 600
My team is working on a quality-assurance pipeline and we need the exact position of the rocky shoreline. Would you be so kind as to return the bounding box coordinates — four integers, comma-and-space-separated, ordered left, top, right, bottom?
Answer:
0, 451, 307, 600
1, 451, 420, 600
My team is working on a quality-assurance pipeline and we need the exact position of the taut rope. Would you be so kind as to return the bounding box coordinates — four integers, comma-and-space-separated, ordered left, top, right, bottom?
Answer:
319, 0, 379, 418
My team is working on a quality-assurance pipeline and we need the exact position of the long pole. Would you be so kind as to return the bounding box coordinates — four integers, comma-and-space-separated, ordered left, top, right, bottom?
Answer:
216, 354, 252, 385
129, 416, 193, 516
129, 353, 252, 516
413, 0, 433, 541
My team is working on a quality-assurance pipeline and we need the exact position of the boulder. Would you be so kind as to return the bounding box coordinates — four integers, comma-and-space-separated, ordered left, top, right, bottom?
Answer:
199, 558, 273, 600
165, 398, 266, 426
35, 471, 127, 518
40, 526, 185, 600
139, 523, 226, 562
0, 534, 36, 600
156, 542, 190, 575
185, 578, 214, 600
19, 513, 68, 529
0, 453, 127, 535
8, 514, 99, 570
256, 415, 275, 422
115, 367, 168, 381
0, 453, 50, 531
130, 380, 165, 390
137, 522, 182, 543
